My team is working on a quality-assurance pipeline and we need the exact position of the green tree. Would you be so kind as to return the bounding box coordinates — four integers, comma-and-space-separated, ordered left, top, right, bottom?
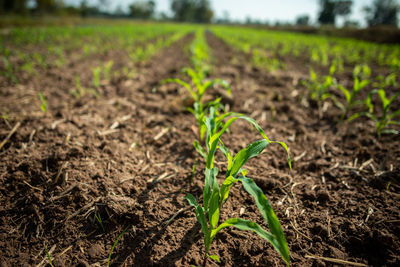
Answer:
0, 0, 28, 14
318, 0, 353, 25
171, 0, 213, 23
364, 0, 399, 27
296, 14, 310, 25
35, 0, 57, 13
129, 0, 155, 19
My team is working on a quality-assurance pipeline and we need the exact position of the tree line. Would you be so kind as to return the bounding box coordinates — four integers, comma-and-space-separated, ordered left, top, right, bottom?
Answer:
0, 0, 398, 27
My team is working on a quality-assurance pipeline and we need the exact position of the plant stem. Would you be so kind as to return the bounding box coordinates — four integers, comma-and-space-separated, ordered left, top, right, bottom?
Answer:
203, 255, 208, 267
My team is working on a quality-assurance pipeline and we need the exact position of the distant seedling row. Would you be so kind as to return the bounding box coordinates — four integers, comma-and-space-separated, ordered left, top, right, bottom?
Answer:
212, 26, 400, 136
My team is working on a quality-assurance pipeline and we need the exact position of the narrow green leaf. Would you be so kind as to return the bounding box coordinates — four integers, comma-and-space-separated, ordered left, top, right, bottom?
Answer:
203, 167, 218, 211
39, 92, 47, 113
208, 189, 220, 229
161, 78, 197, 102
389, 109, 400, 119
358, 79, 370, 91
208, 254, 221, 263
107, 226, 129, 267
229, 140, 269, 177
380, 129, 399, 135
387, 92, 400, 109
218, 140, 233, 170
210, 218, 290, 265
184, 194, 210, 251
338, 85, 351, 103
377, 89, 389, 109
219, 175, 238, 206
193, 140, 206, 159
237, 176, 290, 265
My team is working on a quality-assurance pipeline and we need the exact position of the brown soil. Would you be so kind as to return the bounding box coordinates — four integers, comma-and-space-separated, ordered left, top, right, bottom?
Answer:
0, 30, 399, 267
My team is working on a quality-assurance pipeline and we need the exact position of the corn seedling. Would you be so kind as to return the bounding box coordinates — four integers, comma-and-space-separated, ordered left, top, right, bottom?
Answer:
71, 76, 99, 99
162, 68, 230, 139
95, 212, 105, 232
48, 45, 66, 68
304, 60, 337, 106
38, 92, 47, 113
92, 67, 102, 88
44, 245, 54, 267
1, 56, 18, 83
353, 64, 371, 81
373, 73, 397, 90
335, 65, 371, 121
187, 107, 291, 266
22, 61, 36, 76
107, 226, 129, 267
104, 60, 114, 81
252, 48, 285, 72
190, 29, 212, 77
350, 89, 400, 136
33, 53, 47, 69
71, 76, 84, 98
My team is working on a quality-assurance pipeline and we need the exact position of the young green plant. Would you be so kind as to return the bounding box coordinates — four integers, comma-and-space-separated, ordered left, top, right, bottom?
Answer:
350, 89, 400, 136
71, 76, 99, 99
92, 67, 102, 88
162, 67, 231, 139
335, 64, 371, 121
187, 107, 291, 266
1, 56, 18, 84
39, 92, 47, 113
306, 62, 336, 103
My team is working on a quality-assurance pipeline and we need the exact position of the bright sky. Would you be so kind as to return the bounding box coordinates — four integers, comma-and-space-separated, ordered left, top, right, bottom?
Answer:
67, 0, 374, 25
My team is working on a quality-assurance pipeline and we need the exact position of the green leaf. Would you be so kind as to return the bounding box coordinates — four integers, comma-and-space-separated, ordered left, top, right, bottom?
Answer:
208, 113, 291, 170
218, 140, 233, 170
380, 129, 399, 135
310, 69, 316, 82
229, 140, 269, 177
389, 109, 400, 119
184, 194, 211, 252
366, 89, 378, 113
208, 189, 220, 229
203, 167, 219, 211
219, 175, 238, 206
210, 218, 290, 265
377, 89, 389, 109
107, 226, 129, 267
187, 107, 195, 115
208, 254, 221, 263
193, 140, 206, 159
387, 120, 400, 125
329, 62, 336, 76
211, 78, 231, 96
387, 92, 400, 110
358, 79, 370, 91
39, 92, 47, 113
237, 176, 290, 265
338, 85, 351, 103
161, 78, 197, 102
183, 67, 202, 91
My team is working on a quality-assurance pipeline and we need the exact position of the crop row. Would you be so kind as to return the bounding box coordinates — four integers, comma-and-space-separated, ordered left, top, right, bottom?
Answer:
212, 26, 400, 136
212, 26, 400, 72
0, 23, 194, 85
162, 28, 291, 266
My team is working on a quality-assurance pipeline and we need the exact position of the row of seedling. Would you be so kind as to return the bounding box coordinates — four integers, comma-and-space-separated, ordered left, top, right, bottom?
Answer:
303, 61, 399, 136
211, 26, 400, 73
71, 30, 191, 100
162, 29, 291, 266
0, 24, 194, 84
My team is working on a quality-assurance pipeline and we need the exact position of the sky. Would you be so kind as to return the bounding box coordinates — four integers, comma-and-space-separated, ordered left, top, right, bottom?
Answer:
66, 0, 375, 26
